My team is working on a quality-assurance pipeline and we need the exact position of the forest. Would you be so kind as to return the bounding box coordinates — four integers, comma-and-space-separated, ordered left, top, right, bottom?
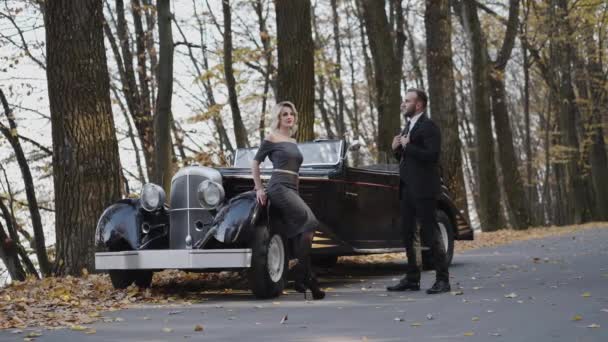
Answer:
0, 0, 606, 282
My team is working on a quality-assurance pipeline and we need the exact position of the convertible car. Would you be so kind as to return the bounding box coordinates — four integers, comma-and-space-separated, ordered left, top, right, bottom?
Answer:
95, 139, 472, 298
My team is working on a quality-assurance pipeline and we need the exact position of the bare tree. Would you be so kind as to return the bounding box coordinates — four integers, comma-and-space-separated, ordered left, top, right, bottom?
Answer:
0, 88, 51, 276
360, 0, 401, 162
222, 0, 249, 148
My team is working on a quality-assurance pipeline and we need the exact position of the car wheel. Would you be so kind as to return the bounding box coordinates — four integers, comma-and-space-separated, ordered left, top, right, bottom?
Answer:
248, 223, 287, 299
422, 211, 455, 270
311, 255, 339, 268
134, 270, 154, 288
109, 270, 134, 289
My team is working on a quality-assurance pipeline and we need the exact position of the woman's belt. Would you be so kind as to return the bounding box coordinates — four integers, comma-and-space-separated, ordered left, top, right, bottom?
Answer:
272, 169, 299, 176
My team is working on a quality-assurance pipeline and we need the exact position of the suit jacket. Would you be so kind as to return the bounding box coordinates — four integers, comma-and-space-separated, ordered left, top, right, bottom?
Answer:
393, 114, 441, 199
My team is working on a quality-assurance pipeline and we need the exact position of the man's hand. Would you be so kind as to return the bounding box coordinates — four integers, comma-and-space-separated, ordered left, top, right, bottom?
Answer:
392, 135, 402, 150
400, 135, 410, 147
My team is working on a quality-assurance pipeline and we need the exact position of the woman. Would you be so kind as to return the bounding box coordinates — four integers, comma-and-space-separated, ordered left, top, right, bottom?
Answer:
251, 101, 325, 300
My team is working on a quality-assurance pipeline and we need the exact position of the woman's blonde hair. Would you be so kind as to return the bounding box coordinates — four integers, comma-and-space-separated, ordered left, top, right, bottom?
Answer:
269, 101, 298, 136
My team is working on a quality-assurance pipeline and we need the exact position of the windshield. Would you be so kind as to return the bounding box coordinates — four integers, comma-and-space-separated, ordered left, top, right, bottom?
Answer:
233, 140, 343, 169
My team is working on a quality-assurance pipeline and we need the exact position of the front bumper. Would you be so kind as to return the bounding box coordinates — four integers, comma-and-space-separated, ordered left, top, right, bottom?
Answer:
95, 249, 252, 270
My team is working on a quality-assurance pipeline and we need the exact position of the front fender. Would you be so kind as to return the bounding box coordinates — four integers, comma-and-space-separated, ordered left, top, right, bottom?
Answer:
95, 199, 142, 251
212, 191, 261, 245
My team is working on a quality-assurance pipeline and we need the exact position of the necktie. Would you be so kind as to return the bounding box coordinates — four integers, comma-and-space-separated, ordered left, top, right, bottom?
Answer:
402, 120, 411, 136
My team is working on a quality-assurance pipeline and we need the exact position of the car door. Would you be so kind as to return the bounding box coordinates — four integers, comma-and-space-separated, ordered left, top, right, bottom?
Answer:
341, 166, 402, 250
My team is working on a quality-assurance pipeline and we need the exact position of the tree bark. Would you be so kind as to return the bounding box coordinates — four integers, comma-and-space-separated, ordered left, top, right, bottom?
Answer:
275, 0, 315, 141
458, 0, 503, 231
424, 0, 468, 219
45, 0, 122, 275
223, 0, 249, 148
154, 0, 174, 193
360, 0, 401, 163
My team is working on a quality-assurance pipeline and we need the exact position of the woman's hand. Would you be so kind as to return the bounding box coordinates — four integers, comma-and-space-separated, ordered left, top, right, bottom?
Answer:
256, 188, 267, 206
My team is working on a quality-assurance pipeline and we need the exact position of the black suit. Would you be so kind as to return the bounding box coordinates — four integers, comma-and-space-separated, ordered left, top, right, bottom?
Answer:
393, 113, 449, 283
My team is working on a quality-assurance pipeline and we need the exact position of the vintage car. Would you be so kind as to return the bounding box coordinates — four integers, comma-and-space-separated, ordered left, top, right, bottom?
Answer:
95, 139, 473, 299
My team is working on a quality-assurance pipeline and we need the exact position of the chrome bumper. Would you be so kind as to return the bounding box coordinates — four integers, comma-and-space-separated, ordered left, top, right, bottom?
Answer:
95, 249, 252, 270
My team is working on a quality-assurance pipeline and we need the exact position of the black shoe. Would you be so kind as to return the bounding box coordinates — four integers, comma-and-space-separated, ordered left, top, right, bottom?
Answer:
386, 280, 420, 292
426, 280, 451, 294
300, 276, 325, 300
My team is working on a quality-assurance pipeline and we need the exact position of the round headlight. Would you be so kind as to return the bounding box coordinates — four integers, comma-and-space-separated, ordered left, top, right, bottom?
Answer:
197, 180, 225, 209
140, 183, 166, 212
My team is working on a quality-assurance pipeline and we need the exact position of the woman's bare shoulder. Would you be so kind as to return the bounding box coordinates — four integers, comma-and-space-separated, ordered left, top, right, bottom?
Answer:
264, 133, 276, 143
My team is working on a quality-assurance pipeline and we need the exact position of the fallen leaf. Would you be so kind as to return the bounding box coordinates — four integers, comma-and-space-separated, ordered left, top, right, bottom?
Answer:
464, 332, 475, 336
582, 292, 591, 298
85, 329, 97, 334
70, 325, 88, 331
162, 327, 173, 333
472, 317, 480, 321
25, 332, 42, 338
410, 322, 422, 327
194, 324, 204, 332
572, 315, 583, 321
280, 315, 288, 324
587, 324, 600, 329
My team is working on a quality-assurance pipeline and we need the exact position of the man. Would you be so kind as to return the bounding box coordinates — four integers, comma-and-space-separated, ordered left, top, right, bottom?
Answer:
387, 88, 451, 294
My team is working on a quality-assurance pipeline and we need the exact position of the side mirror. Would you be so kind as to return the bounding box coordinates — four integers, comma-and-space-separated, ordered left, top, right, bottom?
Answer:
348, 140, 362, 152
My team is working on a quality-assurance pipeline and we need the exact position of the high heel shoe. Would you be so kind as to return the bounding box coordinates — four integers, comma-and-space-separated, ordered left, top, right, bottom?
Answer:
303, 276, 325, 300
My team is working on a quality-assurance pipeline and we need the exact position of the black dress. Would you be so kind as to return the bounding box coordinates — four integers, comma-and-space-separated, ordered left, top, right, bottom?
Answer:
253, 140, 318, 238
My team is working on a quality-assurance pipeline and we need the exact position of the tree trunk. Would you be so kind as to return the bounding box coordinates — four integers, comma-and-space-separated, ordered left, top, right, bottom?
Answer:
252, 0, 275, 141
223, 0, 249, 148
275, 0, 315, 142
553, 0, 590, 223
458, 0, 503, 231
330, 0, 346, 138
488, 0, 531, 229
360, 0, 401, 163
424, 0, 468, 219
113, 0, 155, 179
0, 89, 51, 276
45, 0, 122, 275
0, 221, 26, 282
154, 0, 174, 193
581, 17, 608, 220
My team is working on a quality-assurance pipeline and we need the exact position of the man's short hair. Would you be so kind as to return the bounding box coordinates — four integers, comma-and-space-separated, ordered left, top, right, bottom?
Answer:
407, 88, 428, 108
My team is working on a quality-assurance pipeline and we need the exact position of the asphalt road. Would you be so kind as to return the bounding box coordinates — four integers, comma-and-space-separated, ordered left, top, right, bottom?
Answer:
2, 227, 607, 342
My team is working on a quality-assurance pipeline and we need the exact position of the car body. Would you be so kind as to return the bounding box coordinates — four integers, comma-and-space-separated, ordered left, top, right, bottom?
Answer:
95, 139, 472, 298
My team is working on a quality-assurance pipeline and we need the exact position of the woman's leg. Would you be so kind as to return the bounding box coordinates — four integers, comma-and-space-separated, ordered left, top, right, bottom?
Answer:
293, 231, 325, 299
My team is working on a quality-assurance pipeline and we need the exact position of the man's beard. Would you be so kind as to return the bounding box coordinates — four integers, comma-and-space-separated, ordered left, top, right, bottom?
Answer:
404, 107, 416, 118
